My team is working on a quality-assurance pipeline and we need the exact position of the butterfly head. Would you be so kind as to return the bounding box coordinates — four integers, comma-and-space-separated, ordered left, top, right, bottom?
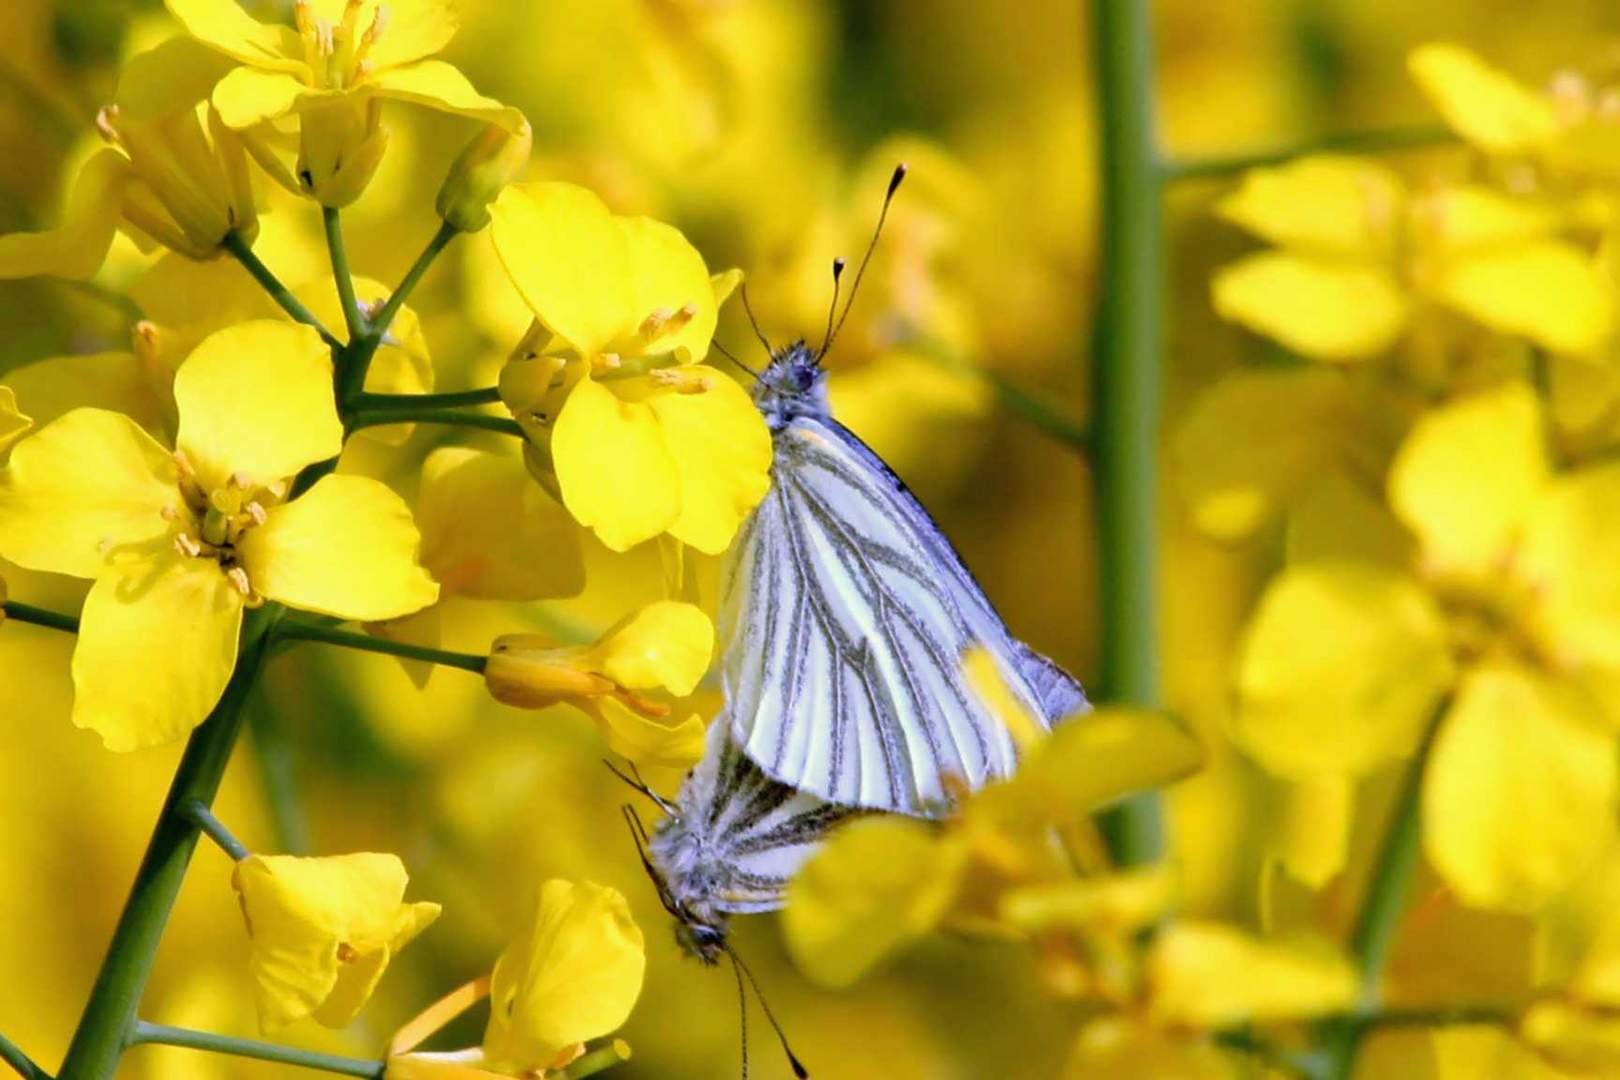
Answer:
754, 340, 829, 430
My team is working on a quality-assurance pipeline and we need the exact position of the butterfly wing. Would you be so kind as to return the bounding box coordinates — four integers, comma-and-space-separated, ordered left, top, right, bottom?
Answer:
721, 415, 1087, 817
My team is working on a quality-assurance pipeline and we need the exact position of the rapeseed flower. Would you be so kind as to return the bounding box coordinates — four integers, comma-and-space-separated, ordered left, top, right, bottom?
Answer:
0, 320, 438, 750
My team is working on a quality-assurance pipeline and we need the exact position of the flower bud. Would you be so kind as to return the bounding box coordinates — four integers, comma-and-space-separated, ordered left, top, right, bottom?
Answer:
484, 634, 620, 711
437, 118, 533, 232
299, 96, 389, 208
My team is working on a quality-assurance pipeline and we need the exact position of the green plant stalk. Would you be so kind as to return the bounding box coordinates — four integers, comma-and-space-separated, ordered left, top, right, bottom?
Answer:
177, 799, 249, 861
221, 232, 341, 350
276, 619, 489, 674
350, 386, 503, 410
348, 408, 525, 438
335, 220, 460, 408
56, 607, 282, 1080
1163, 124, 1455, 181
1090, 0, 1165, 865
324, 207, 367, 342
2, 600, 79, 634
129, 1022, 382, 1078
0, 1032, 47, 1080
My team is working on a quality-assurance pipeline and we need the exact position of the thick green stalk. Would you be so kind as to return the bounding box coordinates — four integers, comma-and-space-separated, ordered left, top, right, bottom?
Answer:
2, 600, 79, 634
323, 207, 367, 342
276, 619, 488, 674
57, 607, 282, 1080
221, 233, 341, 350
129, 1023, 382, 1079
1090, 0, 1164, 865
348, 408, 525, 439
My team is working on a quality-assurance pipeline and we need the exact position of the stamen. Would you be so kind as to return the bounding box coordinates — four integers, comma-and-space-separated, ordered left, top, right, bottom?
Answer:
244, 501, 268, 526
95, 106, 121, 145
266, 480, 288, 500
132, 320, 161, 360
593, 352, 623, 375
226, 566, 253, 597
228, 472, 253, 491
638, 307, 674, 339
175, 533, 202, 558
336, 941, 359, 963
160, 505, 180, 522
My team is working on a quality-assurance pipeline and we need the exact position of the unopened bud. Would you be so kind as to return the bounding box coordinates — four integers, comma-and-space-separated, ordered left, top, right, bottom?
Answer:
436, 118, 533, 232
484, 634, 616, 710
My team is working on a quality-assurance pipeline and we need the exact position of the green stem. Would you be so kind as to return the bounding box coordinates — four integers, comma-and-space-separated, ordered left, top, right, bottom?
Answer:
0, 1032, 48, 1080
1163, 124, 1455, 181
57, 607, 282, 1080
323, 207, 366, 342
276, 619, 488, 675
221, 233, 341, 350
981, 368, 1091, 451
128, 1023, 381, 1079
1090, 0, 1164, 866
560, 1041, 633, 1079
348, 408, 525, 439
176, 800, 248, 861
336, 221, 460, 407
3, 601, 79, 634
247, 694, 312, 854
349, 386, 503, 410
1314, 706, 1445, 1080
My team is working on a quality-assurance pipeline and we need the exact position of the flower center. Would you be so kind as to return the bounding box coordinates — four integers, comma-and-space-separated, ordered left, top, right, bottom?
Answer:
296, 0, 390, 90
167, 452, 282, 604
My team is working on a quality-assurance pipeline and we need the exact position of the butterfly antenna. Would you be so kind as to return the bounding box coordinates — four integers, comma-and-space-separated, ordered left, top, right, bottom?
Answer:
814, 258, 847, 360
724, 942, 810, 1078
738, 282, 775, 361
603, 759, 677, 816
822, 162, 907, 359
727, 948, 751, 1080
710, 338, 761, 383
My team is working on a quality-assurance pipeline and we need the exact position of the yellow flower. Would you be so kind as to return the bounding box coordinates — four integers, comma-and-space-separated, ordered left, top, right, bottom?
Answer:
232, 852, 441, 1032
438, 120, 535, 233
1212, 154, 1613, 361
167, 0, 523, 206
490, 181, 769, 554
385, 880, 645, 1079
1234, 383, 1620, 910
0, 37, 256, 277
0, 320, 438, 750
484, 601, 712, 770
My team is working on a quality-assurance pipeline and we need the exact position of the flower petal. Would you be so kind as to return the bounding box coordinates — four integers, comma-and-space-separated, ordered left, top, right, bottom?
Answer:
212, 66, 309, 129
4, 351, 172, 440
0, 149, 130, 281
1216, 155, 1403, 257
313, 0, 458, 70
1271, 777, 1353, 888
1424, 663, 1616, 911
73, 552, 242, 751
174, 321, 342, 490
1521, 462, 1620, 669
1148, 922, 1357, 1027
1212, 252, 1408, 360
619, 217, 721, 361
783, 817, 962, 988
1388, 382, 1548, 580
114, 35, 237, 121
594, 600, 713, 695
1067, 1019, 1237, 1080
241, 474, 438, 621
1437, 241, 1613, 357
1235, 561, 1454, 778
367, 60, 525, 131
596, 701, 707, 771
646, 372, 772, 555
1285, 467, 1414, 567
1408, 43, 1560, 155
165, 0, 306, 74
0, 408, 177, 579
490, 183, 630, 358
0, 387, 31, 458
550, 377, 679, 552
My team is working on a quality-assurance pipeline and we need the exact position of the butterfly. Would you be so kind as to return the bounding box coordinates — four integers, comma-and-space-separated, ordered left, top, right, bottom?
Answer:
716, 164, 1088, 818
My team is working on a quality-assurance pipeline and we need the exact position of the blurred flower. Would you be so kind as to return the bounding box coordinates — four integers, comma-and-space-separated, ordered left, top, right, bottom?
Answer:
232, 851, 441, 1032
0, 388, 31, 458
0, 320, 438, 750
168, 0, 524, 206
1234, 382, 1620, 910
386, 879, 645, 1079
489, 181, 769, 554
438, 120, 534, 233
484, 600, 711, 770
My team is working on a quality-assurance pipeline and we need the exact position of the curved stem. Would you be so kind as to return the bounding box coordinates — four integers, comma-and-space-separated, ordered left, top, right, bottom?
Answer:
350, 386, 503, 410
1090, 0, 1164, 865
323, 207, 366, 342
57, 607, 282, 1080
129, 1022, 382, 1079
221, 233, 341, 350
176, 800, 248, 861
276, 619, 488, 675
348, 408, 525, 439
1163, 124, 1456, 181
0, 1032, 48, 1080
3, 601, 79, 634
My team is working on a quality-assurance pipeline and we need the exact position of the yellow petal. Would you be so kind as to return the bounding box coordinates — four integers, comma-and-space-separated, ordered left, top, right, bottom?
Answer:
318, 0, 458, 70
1271, 777, 1353, 888
482, 880, 645, 1074
1212, 252, 1408, 360
1408, 43, 1560, 155
415, 447, 583, 601
1066, 1019, 1236, 1080
998, 864, 1176, 935
1148, 922, 1357, 1027
0, 408, 177, 579
1522, 462, 1620, 668
211, 66, 309, 129
646, 372, 772, 555
1521, 1000, 1620, 1075
1421, 185, 1560, 250
490, 183, 630, 357
618, 216, 721, 362
1173, 368, 1358, 540
174, 321, 342, 491
593, 600, 713, 696
1216, 155, 1403, 257
1424, 664, 1616, 911
241, 475, 438, 622
783, 817, 963, 988
550, 377, 679, 552
165, 0, 306, 74
114, 35, 238, 122
1388, 382, 1548, 579
368, 61, 526, 132
1235, 561, 1454, 778
963, 645, 1047, 750
4, 351, 171, 440
73, 552, 242, 751
596, 701, 707, 771
0, 387, 29, 457
1437, 241, 1613, 356
0, 149, 130, 281
1433, 1024, 1564, 1080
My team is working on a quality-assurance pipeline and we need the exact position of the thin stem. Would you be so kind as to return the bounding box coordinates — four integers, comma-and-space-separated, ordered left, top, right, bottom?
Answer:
3, 601, 79, 634
1163, 124, 1456, 181
983, 369, 1091, 451
350, 386, 504, 410
0, 1032, 48, 1080
129, 1022, 382, 1079
221, 233, 341, 350
560, 1041, 633, 1079
176, 800, 248, 861
348, 408, 525, 439
323, 207, 366, 342
337, 221, 459, 407
58, 607, 282, 1080
276, 619, 488, 675
1090, 0, 1164, 865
